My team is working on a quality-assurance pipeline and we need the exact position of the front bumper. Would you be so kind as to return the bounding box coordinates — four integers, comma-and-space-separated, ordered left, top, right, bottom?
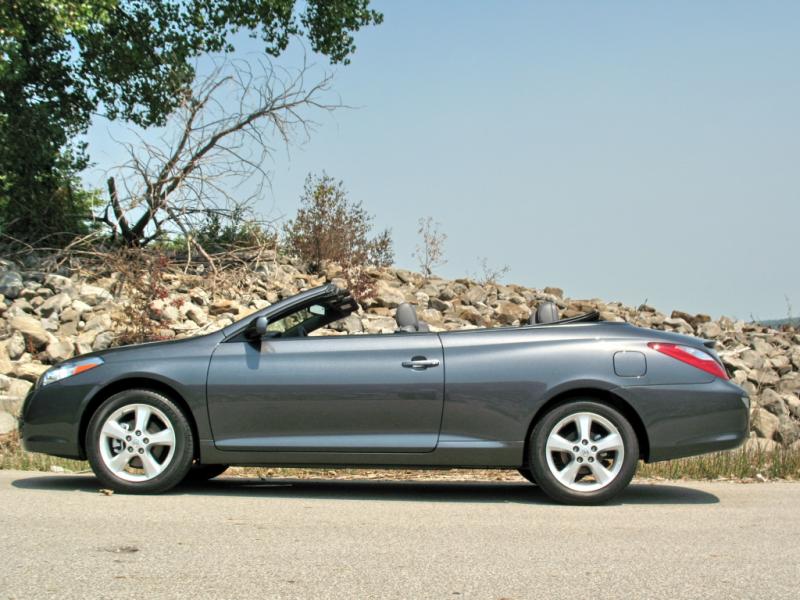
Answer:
613, 378, 749, 462
19, 379, 95, 460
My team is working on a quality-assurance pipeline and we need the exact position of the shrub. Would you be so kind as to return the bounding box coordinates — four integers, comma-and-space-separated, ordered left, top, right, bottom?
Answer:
284, 173, 393, 296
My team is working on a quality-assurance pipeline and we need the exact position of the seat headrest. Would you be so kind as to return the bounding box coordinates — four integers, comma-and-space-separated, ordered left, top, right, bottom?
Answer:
528, 301, 560, 325
396, 303, 419, 330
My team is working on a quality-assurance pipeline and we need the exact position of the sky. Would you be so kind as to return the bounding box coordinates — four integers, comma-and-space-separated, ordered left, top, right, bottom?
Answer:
83, 0, 800, 320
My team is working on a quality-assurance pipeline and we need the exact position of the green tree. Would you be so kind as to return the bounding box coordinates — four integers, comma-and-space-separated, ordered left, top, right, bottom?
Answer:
0, 1, 382, 245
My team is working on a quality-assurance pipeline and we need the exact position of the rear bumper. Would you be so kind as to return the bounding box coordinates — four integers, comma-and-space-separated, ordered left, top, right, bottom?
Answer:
613, 379, 749, 462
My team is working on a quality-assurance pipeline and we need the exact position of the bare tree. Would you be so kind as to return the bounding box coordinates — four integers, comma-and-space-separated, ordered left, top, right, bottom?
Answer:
474, 257, 510, 286
413, 217, 447, 280
98, 58, 339, 268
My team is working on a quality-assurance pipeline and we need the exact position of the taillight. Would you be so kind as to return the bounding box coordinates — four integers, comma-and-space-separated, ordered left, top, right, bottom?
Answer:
647, 342, 729, 380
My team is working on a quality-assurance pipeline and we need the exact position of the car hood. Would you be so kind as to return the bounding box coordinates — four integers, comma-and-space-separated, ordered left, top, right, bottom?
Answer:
70, 330, 225, 364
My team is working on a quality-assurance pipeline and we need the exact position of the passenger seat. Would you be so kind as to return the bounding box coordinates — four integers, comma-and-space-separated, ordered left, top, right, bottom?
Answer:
395, 303, 430, 332
528, 301, 560, 325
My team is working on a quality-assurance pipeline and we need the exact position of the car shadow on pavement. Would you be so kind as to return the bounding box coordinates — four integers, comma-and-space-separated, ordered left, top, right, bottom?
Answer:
12, 474, 719, 505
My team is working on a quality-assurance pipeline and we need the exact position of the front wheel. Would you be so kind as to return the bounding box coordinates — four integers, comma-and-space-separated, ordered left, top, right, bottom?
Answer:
182, 463, 229, 483
529, 400, 638, 505
86, 389, 194, 494
517, 468, 537, 485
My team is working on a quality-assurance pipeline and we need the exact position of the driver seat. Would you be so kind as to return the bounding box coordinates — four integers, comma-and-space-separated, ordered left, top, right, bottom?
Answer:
395, 303, 430, 332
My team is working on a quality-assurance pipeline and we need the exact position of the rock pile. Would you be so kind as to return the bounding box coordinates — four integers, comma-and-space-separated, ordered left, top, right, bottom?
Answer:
1, 255, 798, 447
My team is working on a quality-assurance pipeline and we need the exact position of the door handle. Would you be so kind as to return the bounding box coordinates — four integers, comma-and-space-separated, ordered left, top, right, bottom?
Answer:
402, 358, 440, 369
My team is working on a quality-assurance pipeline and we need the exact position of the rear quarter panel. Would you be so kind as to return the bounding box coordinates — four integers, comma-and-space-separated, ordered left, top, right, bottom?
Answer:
437, 322, 714, 447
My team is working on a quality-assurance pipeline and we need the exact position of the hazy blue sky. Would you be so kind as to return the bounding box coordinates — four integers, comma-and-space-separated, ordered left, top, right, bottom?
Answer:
83, 1, 799, 320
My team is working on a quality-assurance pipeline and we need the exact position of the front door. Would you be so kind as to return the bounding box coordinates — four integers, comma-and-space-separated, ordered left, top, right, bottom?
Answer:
206, 333, 444, 452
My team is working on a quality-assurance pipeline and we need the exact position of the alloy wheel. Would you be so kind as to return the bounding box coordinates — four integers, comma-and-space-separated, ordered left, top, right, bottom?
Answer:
98, 403, 176, 482
544, 411, 625, 492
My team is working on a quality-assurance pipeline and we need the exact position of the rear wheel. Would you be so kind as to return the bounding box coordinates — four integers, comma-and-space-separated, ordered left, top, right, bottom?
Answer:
86, 389, 194, 494
529, 400, 638, 505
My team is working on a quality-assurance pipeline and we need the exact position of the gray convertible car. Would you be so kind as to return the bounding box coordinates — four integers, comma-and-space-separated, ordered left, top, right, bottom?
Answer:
21, 283, 748, 504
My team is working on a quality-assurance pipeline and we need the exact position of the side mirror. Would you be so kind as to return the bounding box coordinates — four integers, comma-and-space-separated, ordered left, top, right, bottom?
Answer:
246, 316, 269, 340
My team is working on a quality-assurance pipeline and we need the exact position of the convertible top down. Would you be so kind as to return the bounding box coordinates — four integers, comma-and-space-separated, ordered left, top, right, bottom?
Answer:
21, 283, 749, 504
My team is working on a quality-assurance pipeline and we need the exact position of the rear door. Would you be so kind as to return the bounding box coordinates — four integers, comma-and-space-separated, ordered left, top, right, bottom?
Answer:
206, 333, 445, 452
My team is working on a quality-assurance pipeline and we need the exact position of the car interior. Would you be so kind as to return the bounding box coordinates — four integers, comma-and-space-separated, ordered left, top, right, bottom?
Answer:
255, 288, 600, 339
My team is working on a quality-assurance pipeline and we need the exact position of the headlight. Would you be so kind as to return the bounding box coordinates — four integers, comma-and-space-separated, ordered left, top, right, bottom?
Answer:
40, 357, 104, 387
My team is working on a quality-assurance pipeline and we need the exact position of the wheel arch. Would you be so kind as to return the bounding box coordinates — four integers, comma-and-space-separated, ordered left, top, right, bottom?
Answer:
521, 387, 650, 464
78, 377, 199, 460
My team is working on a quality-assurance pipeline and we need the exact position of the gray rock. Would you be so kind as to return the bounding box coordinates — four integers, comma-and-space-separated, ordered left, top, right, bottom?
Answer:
338, 314, 363, 334
46, 340, 74, 363
14, 362, 48, 383
4, 377, 32, 398
759, 389, 786, 417
92, 331, 115, 351
0, 271, 23, 299
784, 394, 800, 420
776, 373, 800, 394
698, 322, 722, 338
429, 297, 452, 313
751, 408, 780, 440
463, 286, 487, 306
776, 416, 799, 445
44, 273, 73, 292
371, 280, 407, 308
5, 332, 26, 360
83, 313, 112, 332
79, 284, 112, 306
182, 303, 208, 326
0, 411, 17, 435
39, 292, 73, 317
494, 301, 531, 326
740, 350, 766, 370
8, 315, 52, 349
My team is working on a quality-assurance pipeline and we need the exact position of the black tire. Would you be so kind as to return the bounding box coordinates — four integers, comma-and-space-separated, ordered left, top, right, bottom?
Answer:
529, 400, 638, 505
517, 468, 537, 485
86, 389, 194, 494
182, 463, 229, 483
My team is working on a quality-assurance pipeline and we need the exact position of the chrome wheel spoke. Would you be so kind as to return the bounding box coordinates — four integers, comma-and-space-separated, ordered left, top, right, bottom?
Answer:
148, 428, 175, 447
108, 450, 132, 473
555, 459, 581, 486
140, 450, 163, 478
588, 460, 613, 485
594, 432, 623, 454
576, 414, 593, 442
546, 433, 575, 454
134, 406, 152, 434
101, 420, 128, 442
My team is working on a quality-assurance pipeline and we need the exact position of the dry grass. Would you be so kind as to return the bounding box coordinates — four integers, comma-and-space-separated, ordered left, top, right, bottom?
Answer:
1, 432, 798, 482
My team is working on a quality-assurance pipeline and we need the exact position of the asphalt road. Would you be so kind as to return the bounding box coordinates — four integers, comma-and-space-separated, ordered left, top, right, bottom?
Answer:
1, 471, 797, 600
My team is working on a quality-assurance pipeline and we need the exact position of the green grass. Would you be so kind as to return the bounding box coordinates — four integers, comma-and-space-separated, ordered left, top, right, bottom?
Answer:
1, 432, 798, 481
637, 445, 800, 481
